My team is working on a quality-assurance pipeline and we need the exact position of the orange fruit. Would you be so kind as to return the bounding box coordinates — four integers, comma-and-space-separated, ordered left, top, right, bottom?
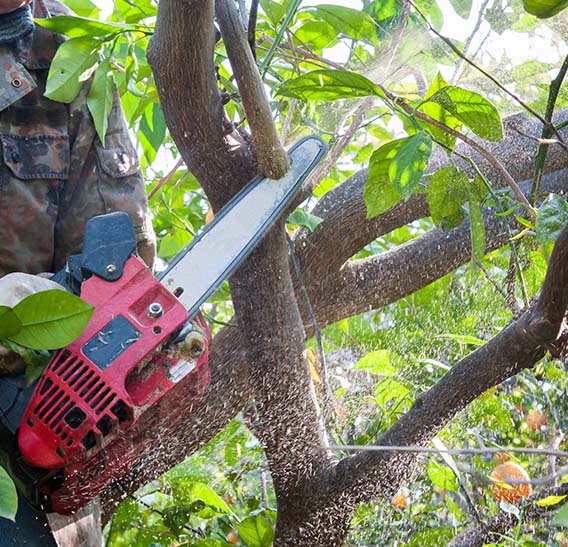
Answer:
392, 490, 408, 510
226, 530, 239, 544
526, 409, 547, 432
494, 451, 511, 463
205, 208, 215, 225
490, 462, 532, 504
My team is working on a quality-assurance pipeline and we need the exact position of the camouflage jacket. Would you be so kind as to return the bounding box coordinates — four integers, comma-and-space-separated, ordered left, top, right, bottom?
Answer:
0, 0, 155, 276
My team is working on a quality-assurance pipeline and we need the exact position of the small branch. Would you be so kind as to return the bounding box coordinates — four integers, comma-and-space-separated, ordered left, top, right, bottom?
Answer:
148, 157, 183, 200
408, 0, 560, 142
216, 0, 290, 179
248, 0, 259, 59
531, 53, 568, 202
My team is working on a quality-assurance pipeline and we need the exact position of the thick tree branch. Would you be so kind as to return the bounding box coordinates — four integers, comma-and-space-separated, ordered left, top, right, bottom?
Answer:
300, 169, 568, 331
296, 111, 568, 280
148, 0, 256, 208
448, 484, 568, 547
216, 0, 290, 179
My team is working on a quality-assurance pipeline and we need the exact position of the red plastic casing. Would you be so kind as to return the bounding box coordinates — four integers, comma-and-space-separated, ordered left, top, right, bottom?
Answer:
17, 255, 211, 514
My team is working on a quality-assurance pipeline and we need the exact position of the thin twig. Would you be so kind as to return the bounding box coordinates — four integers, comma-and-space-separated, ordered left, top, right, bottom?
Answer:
531, 53, 568, 202
323, 443, 568, 460
148, 157, 184, 200
306, 97, 376, 192
451, 0, 491, 83
475, 260, 509, 303
408, 0, 562, 144
248, 0, 258, 59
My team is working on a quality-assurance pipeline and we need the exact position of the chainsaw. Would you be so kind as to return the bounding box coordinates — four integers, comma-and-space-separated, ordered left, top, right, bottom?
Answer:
0, 136, 325, 516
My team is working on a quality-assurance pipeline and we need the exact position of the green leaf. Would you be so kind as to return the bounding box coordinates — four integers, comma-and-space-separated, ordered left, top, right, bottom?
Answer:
404, 527, 454, 546
364, 138, 407, 219
191, 540, 234, 547
0, 307, 22, 338
25, 356, 49, 386
388, 132, 432, 197
140, 103, 167, 162
276, 69, 384, 102
450, 0, 473, 18
170, 481, 232, 516
523, 0, 568, 17
425, 86, 503, 141
552, 501, 568, 526
469, 196, 486, 261
427, 167, 470, 227
35, 15, 136, 38
8, 291, 93, 350
353, 350, 397, 376
87, 58, 115, 146
0, 466, 17, 522
158, 228, 193, 259
295, 21, 338, 49
536, 494, 567, 507
428, 1, 444, 30
236, 513, 274, 547
427, 460, 459, 492
60, 0, 100, 17
374, 378, 410, 409
45, 37, 101, 103
259, 0, 287, 25
315, 5, 378, 45
536, 193, 568, 261
287, 209, 323, 231
416, 72, 462, 151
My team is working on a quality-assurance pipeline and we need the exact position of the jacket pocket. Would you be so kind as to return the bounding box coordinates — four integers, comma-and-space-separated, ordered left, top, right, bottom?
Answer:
0, 133, 70, 274
1, 133, 69, 180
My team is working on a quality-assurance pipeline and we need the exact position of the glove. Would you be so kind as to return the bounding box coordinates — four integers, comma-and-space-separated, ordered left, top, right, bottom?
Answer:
0, 3, 34, 43
0, 273, 64, 375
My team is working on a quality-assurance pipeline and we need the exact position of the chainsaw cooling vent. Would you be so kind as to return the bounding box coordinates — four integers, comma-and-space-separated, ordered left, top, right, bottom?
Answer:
28, 349, 129, 462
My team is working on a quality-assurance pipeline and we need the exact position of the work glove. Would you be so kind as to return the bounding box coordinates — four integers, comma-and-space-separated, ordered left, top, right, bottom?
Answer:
0, 2, 34, 43
0, 273, 64, 375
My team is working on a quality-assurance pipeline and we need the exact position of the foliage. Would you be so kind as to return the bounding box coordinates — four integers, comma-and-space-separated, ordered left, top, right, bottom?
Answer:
7, 0, 568, 544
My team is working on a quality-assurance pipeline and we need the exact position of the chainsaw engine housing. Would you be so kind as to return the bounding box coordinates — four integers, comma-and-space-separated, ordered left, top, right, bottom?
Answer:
17, 254, 210, 514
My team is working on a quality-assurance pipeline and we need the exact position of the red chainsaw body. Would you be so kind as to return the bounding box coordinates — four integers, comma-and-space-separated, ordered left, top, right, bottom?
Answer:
17, 255, 211, 514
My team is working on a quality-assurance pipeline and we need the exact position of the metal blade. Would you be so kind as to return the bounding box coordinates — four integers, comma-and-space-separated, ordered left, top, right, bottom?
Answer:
159, 136, 325, 317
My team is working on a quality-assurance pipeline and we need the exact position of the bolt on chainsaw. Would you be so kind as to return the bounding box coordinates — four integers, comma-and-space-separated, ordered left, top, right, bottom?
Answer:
0, 136, 325, 515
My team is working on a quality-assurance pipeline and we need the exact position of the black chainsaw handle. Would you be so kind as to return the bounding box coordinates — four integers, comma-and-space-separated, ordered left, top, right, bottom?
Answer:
51, 212, 137, 295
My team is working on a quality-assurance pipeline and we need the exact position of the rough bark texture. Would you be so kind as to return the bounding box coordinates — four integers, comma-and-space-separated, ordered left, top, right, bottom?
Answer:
102, 2, 568, 545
